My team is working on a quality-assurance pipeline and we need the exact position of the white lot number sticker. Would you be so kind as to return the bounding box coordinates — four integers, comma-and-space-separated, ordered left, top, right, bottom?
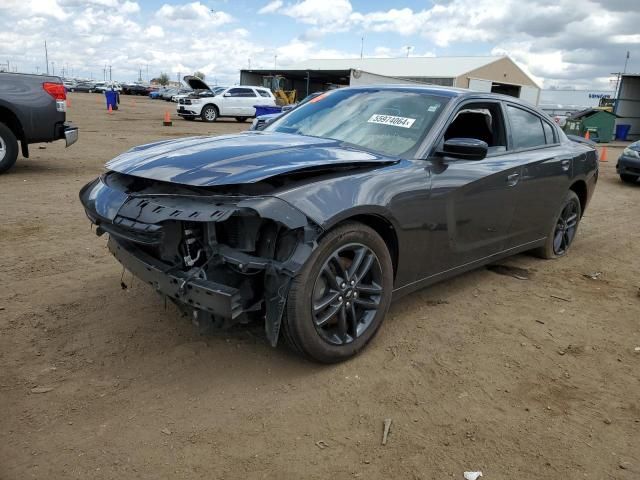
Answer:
368, 114, 416, 129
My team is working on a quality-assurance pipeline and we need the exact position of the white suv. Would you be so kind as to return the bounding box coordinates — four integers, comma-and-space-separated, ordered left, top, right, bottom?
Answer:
177, 76, 276, 122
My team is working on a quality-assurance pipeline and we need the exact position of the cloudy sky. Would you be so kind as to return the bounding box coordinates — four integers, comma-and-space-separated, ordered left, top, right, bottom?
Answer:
0, 0, 637, 89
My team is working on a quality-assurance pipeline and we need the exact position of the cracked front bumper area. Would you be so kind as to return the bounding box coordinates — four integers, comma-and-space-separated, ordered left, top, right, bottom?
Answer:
109, 237, 244, 319
79, 173, 320, 345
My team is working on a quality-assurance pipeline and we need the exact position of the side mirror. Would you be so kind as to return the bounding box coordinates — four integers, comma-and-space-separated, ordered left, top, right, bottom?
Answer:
439, 138, 488, 160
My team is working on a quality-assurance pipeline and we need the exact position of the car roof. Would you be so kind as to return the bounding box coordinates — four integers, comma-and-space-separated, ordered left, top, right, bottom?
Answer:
339, 84, 536, 107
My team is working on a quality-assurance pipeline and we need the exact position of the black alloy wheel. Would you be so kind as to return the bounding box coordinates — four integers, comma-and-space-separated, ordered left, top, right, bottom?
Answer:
282, 222, 393, 363
552, 198, 579, 256
535, 190, 582, 259
311, 243, 383, 345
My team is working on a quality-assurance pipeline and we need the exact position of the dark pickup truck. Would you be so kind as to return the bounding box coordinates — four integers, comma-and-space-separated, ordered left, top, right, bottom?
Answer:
0, 72, 78, 173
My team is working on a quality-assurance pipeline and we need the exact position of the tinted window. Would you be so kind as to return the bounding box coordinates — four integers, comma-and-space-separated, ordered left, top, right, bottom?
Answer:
257, 89, 271, 98
542, 121, 556, 144
507, 105, 546, 149
228, 88, 256, 97
268, 89, 449, 157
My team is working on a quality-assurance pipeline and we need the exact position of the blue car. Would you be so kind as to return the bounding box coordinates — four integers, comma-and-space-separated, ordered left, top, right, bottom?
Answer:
616, 140, 640, 184
250, 92, 324, 130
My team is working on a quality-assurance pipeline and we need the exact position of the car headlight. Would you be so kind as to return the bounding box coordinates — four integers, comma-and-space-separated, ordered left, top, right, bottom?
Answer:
190, 98, 201, 104
250, 118, 258, 130
623, 148, 639, 158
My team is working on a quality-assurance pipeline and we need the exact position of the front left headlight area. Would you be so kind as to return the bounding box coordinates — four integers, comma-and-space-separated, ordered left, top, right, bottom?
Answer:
623, 147, 640, 158
79, 171, 322, 344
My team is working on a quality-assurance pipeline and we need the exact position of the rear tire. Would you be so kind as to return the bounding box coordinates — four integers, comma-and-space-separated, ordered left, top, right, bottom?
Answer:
201, 105, 218, 122
534, 190, 581, 259
620, 174, 638, 184
282, 222, 393, 363
0, 122, 19, 174
235, 117, 248, 122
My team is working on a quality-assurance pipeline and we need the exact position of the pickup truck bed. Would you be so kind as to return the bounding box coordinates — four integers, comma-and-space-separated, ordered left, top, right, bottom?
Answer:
0, 72, 78, 173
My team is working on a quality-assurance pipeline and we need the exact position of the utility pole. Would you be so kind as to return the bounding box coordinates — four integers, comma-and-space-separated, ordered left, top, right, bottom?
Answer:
274, 55, 278, 69
51, 61, 55, 76
36, 66, 39, 75
45, 41, 49, 75
406, 46, 412, 57
146, 64, 149, 83
109, 65, 112, 81
360, 37, 364, 59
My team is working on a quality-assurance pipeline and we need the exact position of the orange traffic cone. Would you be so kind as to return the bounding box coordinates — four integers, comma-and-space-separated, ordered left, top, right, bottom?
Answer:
163, 111, 172, 126
600, 147, 608, 162
584, 130, 590, 140
108, 104, 113, 114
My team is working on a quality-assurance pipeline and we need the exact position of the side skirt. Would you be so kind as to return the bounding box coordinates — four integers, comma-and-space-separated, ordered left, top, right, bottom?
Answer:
391, 237, 546, 301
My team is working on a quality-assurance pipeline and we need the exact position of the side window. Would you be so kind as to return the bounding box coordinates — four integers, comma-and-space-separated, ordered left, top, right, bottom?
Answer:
227, 88, 256, 97
507, 105, 546, 149
542, 121, 556, 144
257, 89, 271, 98
443, 102, 507, 155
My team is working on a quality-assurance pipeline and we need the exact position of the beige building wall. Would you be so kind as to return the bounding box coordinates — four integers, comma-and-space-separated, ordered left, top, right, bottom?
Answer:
455, 57, 538, 88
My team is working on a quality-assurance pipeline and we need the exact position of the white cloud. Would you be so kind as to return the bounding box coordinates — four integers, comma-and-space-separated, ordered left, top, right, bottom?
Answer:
258, 0, 282, 14
156, 2, 232, 25
121, 1, 139, 14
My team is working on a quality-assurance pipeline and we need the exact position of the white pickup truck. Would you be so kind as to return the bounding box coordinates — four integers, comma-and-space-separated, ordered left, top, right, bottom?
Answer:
177, 76, 276, 123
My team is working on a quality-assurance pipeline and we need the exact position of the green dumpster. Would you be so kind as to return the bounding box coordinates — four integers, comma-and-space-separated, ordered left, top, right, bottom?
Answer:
563, 108, 618, 143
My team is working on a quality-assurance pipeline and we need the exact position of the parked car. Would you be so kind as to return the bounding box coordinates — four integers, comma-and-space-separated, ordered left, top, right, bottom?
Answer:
0, 72, 78, 173
63, 79, 77, 92
94, 82, 122, 93
177, 76, 276, 122
79, 86, 598, 362
616, 140, 640, 184
149, 87, 166, 99
161, 88, 179, 101
74, 81, 97, 93
122, 83, 150, 95
250, 92, 323, 130
171, 88, 193, 102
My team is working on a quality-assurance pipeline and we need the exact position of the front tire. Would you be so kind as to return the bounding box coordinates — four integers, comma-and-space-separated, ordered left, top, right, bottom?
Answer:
201, 105, 218, 122
620, 174, 638, 184
235, 117, 248, 122
0, 122, 19, 174
535, 190, 581, 259
282, 222, 393, 363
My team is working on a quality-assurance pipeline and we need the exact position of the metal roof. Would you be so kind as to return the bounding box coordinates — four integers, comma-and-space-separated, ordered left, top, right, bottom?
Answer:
284, 56, 506, 78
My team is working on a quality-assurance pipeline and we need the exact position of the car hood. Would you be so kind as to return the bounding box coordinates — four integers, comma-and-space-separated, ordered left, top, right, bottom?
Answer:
106, 132, 396, 187
183, 75, 210, 91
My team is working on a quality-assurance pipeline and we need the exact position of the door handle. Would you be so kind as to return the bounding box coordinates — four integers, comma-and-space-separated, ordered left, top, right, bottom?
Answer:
506, 173, 520, 186
561, 159, 571, 171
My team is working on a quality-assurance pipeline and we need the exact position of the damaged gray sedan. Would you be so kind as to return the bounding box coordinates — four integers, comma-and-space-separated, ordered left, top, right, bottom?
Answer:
80, 86, 598, 362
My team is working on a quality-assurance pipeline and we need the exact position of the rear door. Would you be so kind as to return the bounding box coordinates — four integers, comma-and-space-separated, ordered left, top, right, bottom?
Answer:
221, 87, 257, 116
502, 103, 573, 248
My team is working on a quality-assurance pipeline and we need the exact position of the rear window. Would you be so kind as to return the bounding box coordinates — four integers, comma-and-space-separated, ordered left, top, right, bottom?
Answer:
267, 89, 449, 158
507, 105, 546, 149
257, 89, 271, 98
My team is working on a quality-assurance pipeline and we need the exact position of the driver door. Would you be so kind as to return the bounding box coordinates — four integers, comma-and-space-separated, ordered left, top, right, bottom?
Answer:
425, 100, 521, 274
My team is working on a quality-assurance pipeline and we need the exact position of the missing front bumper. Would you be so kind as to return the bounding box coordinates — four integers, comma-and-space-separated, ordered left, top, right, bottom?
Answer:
108, 237, 244, 319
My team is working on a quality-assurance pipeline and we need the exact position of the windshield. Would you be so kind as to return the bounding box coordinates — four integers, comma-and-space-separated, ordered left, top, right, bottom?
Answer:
266, 88, 450, 157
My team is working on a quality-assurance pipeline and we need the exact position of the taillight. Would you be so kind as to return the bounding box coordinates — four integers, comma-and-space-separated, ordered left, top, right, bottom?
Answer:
43, 82, 66, 100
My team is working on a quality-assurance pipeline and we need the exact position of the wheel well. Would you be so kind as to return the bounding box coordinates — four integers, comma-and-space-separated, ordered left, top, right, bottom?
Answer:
204, 103, 219, 113
343, 214, 399, 278
570, 180, 587, 216
0, 106, 25, 142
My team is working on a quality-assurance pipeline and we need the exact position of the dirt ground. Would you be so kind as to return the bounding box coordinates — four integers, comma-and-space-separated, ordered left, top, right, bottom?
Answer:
1, 93, 639, 480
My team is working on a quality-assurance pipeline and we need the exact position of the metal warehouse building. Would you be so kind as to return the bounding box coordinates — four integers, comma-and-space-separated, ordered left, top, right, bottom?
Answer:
240, 55, 541, 104
615, 74, 640, 140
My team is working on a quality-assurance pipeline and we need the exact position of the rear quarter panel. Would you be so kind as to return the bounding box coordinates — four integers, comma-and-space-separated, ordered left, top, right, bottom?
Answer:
0, 73, 65, 143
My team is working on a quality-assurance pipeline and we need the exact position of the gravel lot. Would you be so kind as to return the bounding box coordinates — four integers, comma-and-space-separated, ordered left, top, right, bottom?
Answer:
1, 92, 639, 480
